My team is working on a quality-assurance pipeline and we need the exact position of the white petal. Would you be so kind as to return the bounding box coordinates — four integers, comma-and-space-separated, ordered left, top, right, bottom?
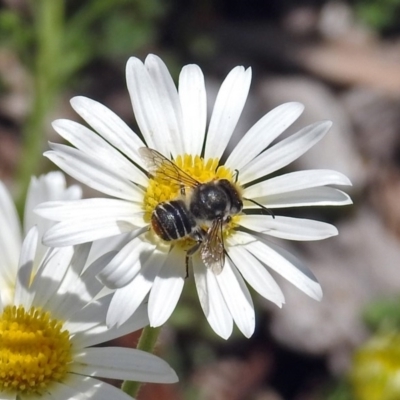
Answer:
61, 375, 136, 400
148, 246, 185, 326
226, 244, 284, 306
243, 187, 353, 209
0, 391, 16, 400
38, 379, 83, 400
244, 169, 352, 199
0, 181, 21, 240
65, 295, 113, 335
45, 243, 93, 319
72, 302, 149, 348
97, 236, 155, 289
30, 246, 75, 309
126, 57, 172, 156
71, 347, 178, 383
238, 120, 332, 184
193, 257, 233, 339
216, 258, 255, 338
86, 231, 134, 265
24, 172, 72, 230
60, 253, 116, 324
233, 231, 322, 300
52, 119, 148, 186
107, 248, 167, 327
0, 181, 21, 283
70, 96, 147, 170
225, 102, 304, 171
24, 172, 82, 268
42, 215, 145, 247
239, 214, 338, 240
35, 198, 142, 222
145, 54, 184, 156
204, 66, 252, 159
179, 64, 207, 155
13, 226, 38, 306
46, 144, 144, 202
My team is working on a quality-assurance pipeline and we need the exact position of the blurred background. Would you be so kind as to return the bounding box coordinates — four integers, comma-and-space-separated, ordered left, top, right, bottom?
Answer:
1, 0, 400, 399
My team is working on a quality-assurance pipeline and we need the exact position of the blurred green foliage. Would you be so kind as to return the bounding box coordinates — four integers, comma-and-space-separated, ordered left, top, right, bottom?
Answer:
356, 0, 400, 30
0, 0, 165, 75
363, 297, 400, 332
0, 0, 165, 212
326, 381, 353, 400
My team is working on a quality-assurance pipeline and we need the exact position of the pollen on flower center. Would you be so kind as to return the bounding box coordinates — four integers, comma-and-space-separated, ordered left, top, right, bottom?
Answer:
0, 305, 72, 394
142, 153, 241, 244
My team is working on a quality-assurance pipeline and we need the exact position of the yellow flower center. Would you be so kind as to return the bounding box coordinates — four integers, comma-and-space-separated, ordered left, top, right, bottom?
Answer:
143, 153, 241, 247
0, 305, 72, 395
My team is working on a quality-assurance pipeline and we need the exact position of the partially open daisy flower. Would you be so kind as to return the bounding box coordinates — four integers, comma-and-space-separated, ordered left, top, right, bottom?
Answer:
37, 54, 352, 339
0, 172, 81, 306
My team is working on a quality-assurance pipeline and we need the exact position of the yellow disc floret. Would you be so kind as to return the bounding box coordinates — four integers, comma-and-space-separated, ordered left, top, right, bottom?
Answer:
142, 153, 242, 244
0, 305, 72, 395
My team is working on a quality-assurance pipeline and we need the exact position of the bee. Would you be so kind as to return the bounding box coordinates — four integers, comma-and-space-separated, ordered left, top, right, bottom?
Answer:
140, 147, 244, 275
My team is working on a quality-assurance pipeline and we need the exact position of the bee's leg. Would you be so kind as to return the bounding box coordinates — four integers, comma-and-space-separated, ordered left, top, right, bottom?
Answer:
185, 241, 201, 279
184, 255, 190, 279
185, 229, 206, 278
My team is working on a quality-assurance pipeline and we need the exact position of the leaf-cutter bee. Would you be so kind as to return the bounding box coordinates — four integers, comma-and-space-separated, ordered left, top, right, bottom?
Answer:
140, 147, 244, 275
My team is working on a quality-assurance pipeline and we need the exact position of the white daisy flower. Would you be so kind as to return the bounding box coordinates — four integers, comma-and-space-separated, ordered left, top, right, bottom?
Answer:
0, 179, 178, 399
0, 176, 177, 399
36, 54, 352, 339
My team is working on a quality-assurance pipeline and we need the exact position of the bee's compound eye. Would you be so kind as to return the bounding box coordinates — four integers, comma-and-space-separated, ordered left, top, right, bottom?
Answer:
216, 179, 243, 214
230, 198, 243, 214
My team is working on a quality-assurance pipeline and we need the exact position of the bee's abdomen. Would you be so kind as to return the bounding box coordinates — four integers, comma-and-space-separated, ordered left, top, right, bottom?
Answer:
151, 200, 196, 241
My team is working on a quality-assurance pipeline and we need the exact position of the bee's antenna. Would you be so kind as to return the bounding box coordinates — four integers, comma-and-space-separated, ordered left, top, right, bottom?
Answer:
243, 197, 275, 219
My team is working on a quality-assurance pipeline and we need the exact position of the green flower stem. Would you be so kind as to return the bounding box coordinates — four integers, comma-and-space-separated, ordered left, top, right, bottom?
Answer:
16, 0, 65, 214
122, 326, 162, 398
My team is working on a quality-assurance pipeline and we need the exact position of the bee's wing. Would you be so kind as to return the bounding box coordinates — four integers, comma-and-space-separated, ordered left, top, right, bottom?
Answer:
200, 219, 225, 275
139, 147, 200, 188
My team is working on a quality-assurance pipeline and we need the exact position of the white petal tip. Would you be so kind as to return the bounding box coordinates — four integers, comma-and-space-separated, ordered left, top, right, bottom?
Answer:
242, 327, 255, 339
106, 315, 120, 329
287, 101, 305, 113
51, 119, 63, 129
212, 326, 232, 340
41, 231, 56, 247
341, 176, 353, 186
310, 285, 323, 301
145, 53, 160, 63
270, 296, 285, 309
126, 57, 143, 69
70, 95, 86, 107
96, 272, 120, 291
164, 369, 179, 384
149, 317, 167, 329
